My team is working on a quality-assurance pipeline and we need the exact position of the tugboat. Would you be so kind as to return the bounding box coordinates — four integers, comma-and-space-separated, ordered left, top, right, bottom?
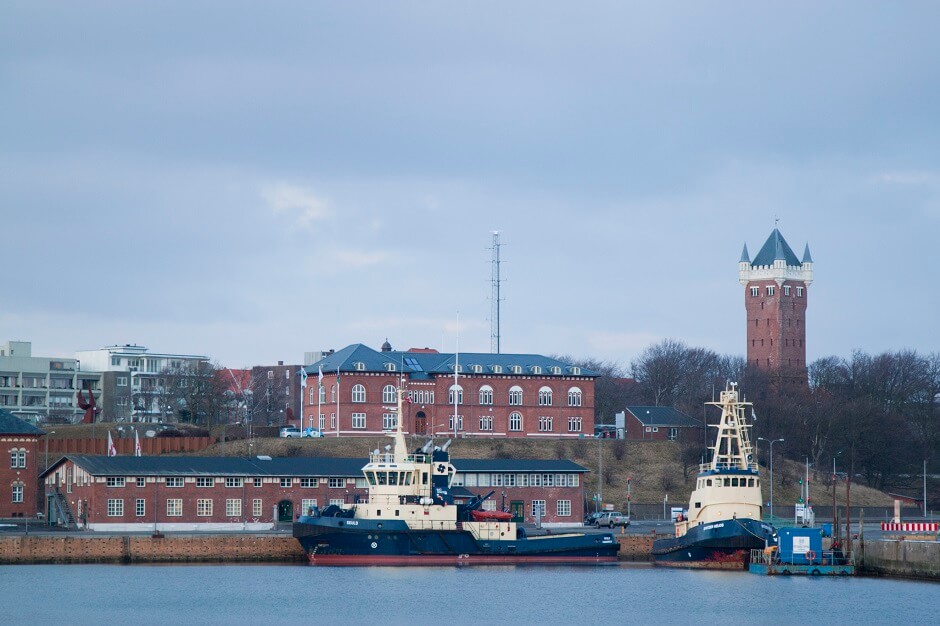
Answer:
652, 384, 776, 569
293, 387, 619, 565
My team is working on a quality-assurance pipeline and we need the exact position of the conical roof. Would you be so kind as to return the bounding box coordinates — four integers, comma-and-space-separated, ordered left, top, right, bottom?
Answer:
739, 244, 750, 263
802, 244, 813, 263
751, 228, 802, 267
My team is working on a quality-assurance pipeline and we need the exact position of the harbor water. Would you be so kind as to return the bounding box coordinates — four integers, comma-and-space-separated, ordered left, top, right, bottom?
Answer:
1, 563, 935, 625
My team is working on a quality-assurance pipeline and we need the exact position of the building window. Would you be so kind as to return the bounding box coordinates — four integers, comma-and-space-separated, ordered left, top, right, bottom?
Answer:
478, 385, 493, 405
253, 478, 262, 487
166, 499, 183, 517
136, 477, 145, 487
508, 386, 523, 406
568, 416, 582, 432
382, 385, 396, 404
225, 477, 243, 488
330, 413, 336, 429
511, 365, 522, 374
784, 285, 791, 296
538, 387, 553, 406
302, 498, 318, 514
330, 385, 336, 403
509, 412, 522, 431
538, 416, 553, 432
532, 500, 546, 518
196, 477, 214, 488
750, 286, 759, 297
135, 499, 145, 517
479, 416, 493, 431
766, 285, 775, 296
226, 499, 242, 517
351, 384, 366, 403
668, 428, 678, 441
106, 477, 125, 488
280, 477, 292, 488
384, 362, 396, 372
329, 498, 344, 506
448, 414, 463, 431
351, 413, 366, 429
197, 499, 213, 517
354, 362, 365, 371
567, 388, 582, 407
328, 478, 345, 488
12, 483, 24, 503
117, 376, 128, 387
531, 366, 542, 375
492, 365, 503, 374
382, 413, 397, 430
10, 449, 26, 468
481, 499, 496, 511
568, 474, 579, 487
796, 286, 804, 297
107, 499, 123, 517
166, 477, 184, 488
448, 385, 463, 405
301, 478, 316, 488
253, 499, 263, 517
557, 500, 571, 517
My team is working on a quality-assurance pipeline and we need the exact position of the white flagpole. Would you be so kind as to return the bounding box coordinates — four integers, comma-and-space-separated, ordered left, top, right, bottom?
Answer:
454, 311, 459, 439
299, 367, 308, 430
336, 366, 340, 437
134, 428, 141, 457
317, 366, 323, 433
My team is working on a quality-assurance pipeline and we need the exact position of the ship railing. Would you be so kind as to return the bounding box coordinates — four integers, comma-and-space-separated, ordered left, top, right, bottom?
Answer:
750, 548, 855, 567
699, 462, 758, 473
367, 452, 430, 464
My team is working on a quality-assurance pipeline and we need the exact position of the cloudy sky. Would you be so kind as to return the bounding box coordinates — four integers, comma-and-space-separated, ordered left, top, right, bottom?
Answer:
3, 2, 938, 369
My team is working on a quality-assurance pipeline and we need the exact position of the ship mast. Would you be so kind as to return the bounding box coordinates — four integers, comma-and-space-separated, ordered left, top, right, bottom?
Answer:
706, 383, 756, 472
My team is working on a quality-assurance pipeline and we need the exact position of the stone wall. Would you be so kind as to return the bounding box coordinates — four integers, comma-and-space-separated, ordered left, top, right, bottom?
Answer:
616, 534, 655, 560
0, 535, 306, 564
856, 538, 940, 580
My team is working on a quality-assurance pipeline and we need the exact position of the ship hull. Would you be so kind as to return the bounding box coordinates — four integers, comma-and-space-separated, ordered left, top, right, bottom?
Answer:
294, 517, 619, 566
651, 518, 774, 570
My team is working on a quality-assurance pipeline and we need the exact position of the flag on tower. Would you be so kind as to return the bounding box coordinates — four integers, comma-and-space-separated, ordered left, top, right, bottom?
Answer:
300, 367, 308, 388
107, 431, 117, 457
317, 365, 323, 388
134, 429, 142, 457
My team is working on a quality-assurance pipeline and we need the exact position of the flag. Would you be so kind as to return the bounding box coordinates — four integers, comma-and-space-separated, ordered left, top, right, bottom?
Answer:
317, 365, 324, 388
134, 429, 142, 457
751, 408, 757, 421
299, 367, 308, 388
107, 431, 117, 457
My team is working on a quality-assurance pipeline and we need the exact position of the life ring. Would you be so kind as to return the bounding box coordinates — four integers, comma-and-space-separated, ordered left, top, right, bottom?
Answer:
806, 550, 816, 561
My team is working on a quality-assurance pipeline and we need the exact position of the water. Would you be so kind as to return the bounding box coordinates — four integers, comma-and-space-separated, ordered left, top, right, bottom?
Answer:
1, 563, 935, 625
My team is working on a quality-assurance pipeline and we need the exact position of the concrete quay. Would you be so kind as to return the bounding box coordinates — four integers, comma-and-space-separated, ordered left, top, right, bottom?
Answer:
856, 537, 940, 581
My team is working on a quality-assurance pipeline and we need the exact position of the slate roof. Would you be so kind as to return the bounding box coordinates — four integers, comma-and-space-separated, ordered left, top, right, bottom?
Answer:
303, 344, 597, 378
750, 228, 803, 267
42, 455, 589, 478
624, 406, 703, 428
0, 408, 45, 436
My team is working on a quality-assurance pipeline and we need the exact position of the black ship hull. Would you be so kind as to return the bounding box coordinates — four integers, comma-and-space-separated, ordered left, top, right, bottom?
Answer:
294, 516, 619, 566
651, 518, 774, 569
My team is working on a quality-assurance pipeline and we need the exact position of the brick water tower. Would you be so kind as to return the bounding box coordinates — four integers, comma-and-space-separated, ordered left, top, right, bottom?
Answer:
739, 229, 813, 379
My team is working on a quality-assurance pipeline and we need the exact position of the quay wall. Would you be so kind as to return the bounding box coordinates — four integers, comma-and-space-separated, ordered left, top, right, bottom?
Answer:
856, 538, 940, 581
616, 534, 655, 560
0, 535, 306, 564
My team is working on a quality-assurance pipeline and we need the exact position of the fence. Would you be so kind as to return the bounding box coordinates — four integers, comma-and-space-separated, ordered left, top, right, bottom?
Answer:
621, 503, 924, 522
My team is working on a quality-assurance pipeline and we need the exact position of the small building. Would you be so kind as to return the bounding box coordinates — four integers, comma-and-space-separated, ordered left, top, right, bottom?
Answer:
41, 455, 587, 530
0, 407, 44, 517
622, 406, 704, 442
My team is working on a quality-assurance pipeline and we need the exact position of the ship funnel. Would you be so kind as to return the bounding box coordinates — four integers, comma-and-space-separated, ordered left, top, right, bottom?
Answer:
421, 440, 434, 453
441, 439, 452, 452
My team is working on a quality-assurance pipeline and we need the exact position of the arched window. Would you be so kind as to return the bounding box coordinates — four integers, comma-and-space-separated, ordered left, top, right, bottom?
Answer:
330, 385, 336, 402
478, 385, 493, 405
509, 412, 522, 431
568, 387, 582, 407
508, 386, 523, 406
9, 449, 17, 469
319, 385, 326, 403
309, 387, 317, 404
382, 385, 396, 404
351, 384, 366, 403
538, 386, 553, 406
448, 385, 463, 405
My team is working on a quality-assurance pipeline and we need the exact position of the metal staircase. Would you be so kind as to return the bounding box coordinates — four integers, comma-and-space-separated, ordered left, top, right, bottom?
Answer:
49, 487, 77, 528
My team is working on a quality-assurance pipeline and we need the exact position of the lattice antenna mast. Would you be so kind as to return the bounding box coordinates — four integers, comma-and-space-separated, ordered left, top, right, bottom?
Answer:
489, 231, 505, 353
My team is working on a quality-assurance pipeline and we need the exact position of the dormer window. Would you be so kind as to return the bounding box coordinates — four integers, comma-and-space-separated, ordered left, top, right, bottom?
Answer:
451, 364, 463, 373
491, 365, 503, 374
471, 364, 482, 374
531, 366, 542, 375
550, 366, 561, 375
570, 367, 581, 376
353, 362, 365, 371
511, 365, 522, 374
384, 362, 396, 372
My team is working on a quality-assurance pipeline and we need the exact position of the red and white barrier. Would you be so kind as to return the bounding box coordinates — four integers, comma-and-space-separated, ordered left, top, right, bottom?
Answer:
881, 522, 939, 532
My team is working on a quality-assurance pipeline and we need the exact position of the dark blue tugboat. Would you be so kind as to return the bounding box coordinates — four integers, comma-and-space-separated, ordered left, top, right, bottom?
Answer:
293, 387, 619, 565
652, 384, 776, 569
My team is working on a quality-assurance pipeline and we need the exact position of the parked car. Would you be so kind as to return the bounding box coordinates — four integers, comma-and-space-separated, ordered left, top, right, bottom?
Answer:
302, 427, 324, 438
584, 512, 605, 526
279, 426, 302, 438
593, 511, 629, 528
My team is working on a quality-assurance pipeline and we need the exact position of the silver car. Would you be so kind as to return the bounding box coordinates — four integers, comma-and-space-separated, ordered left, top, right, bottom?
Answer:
594, 511, 629, 528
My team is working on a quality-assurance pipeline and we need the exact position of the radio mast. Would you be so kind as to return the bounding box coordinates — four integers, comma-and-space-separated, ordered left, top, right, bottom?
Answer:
489, 231, 504, 354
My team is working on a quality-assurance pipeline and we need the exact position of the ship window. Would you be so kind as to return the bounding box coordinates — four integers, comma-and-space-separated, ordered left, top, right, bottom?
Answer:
731, 478, 738, 486
706, 479, 712, 487
395, 510, 400, 516
756, 479, 760, 487
388, 473, 398, 486
723, 478, 731, 487
748, 478, 755, 487
366, 472, 376, 485
405, 473, 412, 485
695, 502, 701, 508
422, 472, 428, 485
377, 472, 388, 485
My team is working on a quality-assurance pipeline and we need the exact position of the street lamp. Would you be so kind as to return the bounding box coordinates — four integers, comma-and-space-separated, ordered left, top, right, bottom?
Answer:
44, 431, 56, 468
758, 437, 784, 520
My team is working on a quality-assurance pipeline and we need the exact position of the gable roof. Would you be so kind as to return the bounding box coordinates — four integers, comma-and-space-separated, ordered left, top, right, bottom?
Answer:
305, 344, 597, 378
625, 406, 703, 428
0, 408, 45, 436
751, 228, 802, 268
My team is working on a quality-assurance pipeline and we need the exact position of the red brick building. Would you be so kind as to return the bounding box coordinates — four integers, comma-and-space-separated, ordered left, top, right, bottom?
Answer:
41, 455, 587, 529
739, 229, 813, 378
1, 408, 44, 518
301, 343, 596, 438
621, 406, 704, 442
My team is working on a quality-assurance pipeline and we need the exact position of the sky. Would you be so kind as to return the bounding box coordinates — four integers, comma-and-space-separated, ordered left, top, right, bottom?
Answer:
2, 2, 939, 370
